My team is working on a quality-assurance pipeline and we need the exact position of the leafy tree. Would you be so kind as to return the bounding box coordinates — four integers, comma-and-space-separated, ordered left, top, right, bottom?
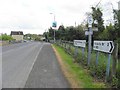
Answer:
48, 27, 54, 40
58, 25, 65, 40
113, 10, 120, 57
47, 25, 85, 41
99, 23, 114, 40
92, 7, 105, 40
0, 34, 13, 41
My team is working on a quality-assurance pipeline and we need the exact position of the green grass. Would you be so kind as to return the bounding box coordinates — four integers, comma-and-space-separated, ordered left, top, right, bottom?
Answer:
53, 44, 106, 88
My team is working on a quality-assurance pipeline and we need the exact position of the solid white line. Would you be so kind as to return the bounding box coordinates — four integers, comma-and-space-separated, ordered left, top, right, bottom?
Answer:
24, 42, 44, 87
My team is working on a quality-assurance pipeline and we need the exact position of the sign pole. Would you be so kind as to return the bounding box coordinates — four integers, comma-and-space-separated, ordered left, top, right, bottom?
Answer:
87, 14, 93, 66
106, 53, 111, 81
74, 46, 78, 58
96, 51, 99, 65
88, 27, 92, 65
82, 47, 85, 59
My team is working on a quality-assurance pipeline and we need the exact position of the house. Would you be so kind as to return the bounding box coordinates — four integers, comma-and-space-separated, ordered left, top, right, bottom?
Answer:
11, 31, 24, 42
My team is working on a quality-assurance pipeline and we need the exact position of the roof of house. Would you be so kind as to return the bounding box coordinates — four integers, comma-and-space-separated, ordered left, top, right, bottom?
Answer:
11, 31, 23, 35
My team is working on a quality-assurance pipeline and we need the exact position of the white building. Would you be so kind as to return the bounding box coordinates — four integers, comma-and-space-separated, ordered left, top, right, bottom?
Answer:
11, 31, 24, 42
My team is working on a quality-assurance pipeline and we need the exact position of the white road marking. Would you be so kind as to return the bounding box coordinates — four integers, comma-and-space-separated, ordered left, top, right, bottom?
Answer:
24, 43, 44, 87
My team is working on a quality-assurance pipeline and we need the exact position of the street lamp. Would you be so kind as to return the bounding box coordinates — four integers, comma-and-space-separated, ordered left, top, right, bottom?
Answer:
50, 13, 55, 21
50, 13, 56, 43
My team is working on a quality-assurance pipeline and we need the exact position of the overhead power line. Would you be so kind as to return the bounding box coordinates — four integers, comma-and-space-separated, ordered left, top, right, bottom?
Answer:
95, 0, 102, 8
81, 0, 102, 26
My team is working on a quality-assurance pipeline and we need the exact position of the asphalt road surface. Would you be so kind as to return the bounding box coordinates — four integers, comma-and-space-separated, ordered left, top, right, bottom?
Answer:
2, 42, 70, 88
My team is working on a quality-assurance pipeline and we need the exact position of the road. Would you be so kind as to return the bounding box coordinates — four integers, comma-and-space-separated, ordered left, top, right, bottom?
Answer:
2, 42, 70, 88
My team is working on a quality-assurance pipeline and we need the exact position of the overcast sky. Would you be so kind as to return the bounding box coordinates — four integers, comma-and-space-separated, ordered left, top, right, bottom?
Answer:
0, 0, 119, 35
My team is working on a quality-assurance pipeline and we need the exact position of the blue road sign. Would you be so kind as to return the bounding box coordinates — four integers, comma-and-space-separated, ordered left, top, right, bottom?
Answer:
52, 21, 57, 27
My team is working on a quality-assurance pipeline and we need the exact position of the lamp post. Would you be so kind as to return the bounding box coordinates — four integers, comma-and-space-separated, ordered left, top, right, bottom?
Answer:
50, 13, 56, 43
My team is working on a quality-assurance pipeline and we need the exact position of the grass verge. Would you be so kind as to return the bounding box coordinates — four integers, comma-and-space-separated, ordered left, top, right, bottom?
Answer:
52, 44, 106, 88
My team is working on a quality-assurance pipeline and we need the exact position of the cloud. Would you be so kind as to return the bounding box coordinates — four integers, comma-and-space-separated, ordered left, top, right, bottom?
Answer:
0, 0, 119, 34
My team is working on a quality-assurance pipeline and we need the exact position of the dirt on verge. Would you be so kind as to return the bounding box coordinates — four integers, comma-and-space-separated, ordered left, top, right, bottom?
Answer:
52, 45, 81, 88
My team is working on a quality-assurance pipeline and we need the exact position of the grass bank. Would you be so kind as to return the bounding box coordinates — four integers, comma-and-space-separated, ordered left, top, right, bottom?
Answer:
52, 44, 106, 88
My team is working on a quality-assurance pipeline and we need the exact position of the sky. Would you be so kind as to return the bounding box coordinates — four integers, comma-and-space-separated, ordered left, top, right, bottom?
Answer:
0, 0, 119, 35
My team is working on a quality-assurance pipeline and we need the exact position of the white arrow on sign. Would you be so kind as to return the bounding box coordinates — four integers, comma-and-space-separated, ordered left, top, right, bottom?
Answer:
93, 41, 114, 53
74, 40, 86, 48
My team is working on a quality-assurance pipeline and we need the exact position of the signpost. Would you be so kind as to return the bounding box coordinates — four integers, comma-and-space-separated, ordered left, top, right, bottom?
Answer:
93, 41, 114, 81
74, 40, 86, 60
52, 21, 57, 28
52, 21, 57, 43
87, 14, 93, 65
85, 30, 93, 35
74, 40, 86, 48
88, 15, 93, 27
50, 13, 57, 43
93, 41, 114, 53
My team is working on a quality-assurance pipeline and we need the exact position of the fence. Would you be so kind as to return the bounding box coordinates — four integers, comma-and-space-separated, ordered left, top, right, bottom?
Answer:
53, 40, 118, 88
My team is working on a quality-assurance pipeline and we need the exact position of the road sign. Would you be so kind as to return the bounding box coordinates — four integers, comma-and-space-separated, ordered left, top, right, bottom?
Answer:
52, 21, 57, 27
93, 41, 114, 53
88, 15, 93, 28
74, 40, 86, 48
85, 31, 93, 35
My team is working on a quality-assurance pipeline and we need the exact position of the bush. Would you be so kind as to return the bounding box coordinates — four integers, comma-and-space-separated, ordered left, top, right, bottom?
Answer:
0, 34, 13, 41
111, 75, 118, 88
89, 64, 106, 79
56, 42, 119, 88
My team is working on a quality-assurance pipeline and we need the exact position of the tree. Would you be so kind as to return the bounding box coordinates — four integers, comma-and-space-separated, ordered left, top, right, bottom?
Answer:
99, 23, 114, 40
48, 27, 54, 40
0, 34, 13, 41
113, 10, 120, 41
47, 25, 85, 41
58, 25, 65, 40
113, 9, 120, 58
92, 7, 105, 40
113, 10, 120, 88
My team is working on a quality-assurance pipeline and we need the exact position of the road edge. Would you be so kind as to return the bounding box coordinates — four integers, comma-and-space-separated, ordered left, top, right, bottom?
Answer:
52, 44, 81, 88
